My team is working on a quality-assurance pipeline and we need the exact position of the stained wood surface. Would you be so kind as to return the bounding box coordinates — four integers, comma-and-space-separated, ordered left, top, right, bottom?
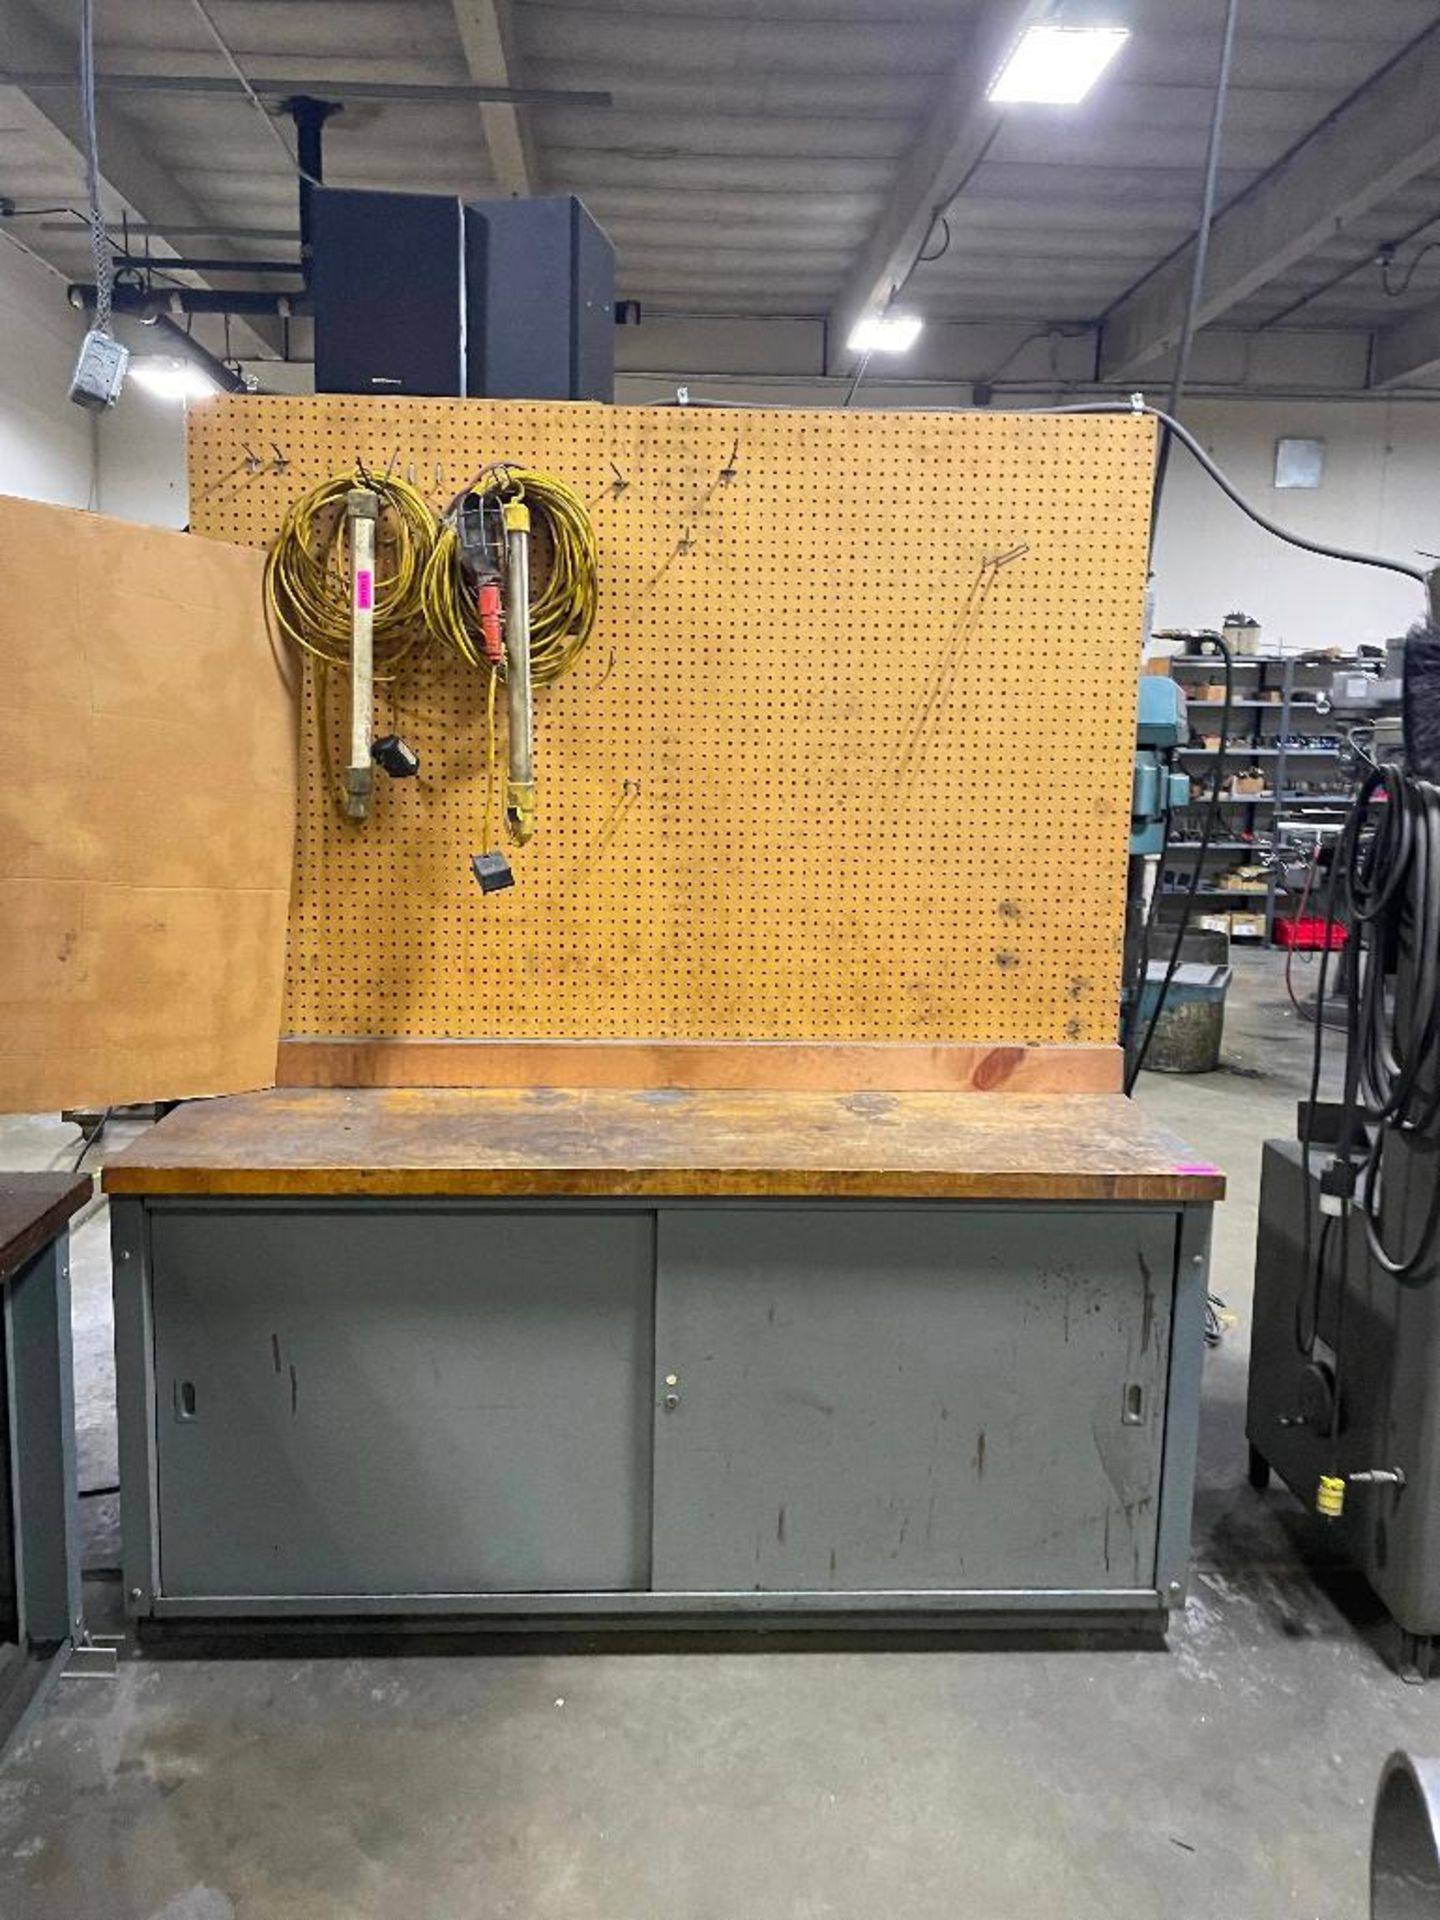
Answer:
0, 1173, 91, 1283
276, 1039, 1123, 1094
103, 1089, 1225, 1202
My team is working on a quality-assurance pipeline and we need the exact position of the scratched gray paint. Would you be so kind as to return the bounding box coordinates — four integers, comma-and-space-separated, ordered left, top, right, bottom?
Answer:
149, 1208, 655, 1597
652, 1208, 1176, 1594
0, 1291, 13, 1637
3, 1235, 82, 1646
134, 1200, 1194, 1614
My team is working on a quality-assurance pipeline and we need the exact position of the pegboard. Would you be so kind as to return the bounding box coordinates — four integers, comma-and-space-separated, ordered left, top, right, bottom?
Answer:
188, 397, 1154, 1047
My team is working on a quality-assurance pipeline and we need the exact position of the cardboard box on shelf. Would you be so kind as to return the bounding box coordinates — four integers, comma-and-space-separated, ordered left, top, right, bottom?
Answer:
1230, 912, 1266, 939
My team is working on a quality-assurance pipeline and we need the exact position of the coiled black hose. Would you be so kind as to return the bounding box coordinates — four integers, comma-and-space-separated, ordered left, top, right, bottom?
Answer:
1335, 767, 1440, 1285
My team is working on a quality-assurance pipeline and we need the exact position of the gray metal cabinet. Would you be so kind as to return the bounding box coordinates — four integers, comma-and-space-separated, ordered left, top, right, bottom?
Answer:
115, 1197, 1206, 1622
149, 1207, 654, 1597
652, 1208, 1175, 1594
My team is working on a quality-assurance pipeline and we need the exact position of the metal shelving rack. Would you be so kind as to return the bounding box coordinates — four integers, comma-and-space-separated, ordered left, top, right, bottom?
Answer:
1157, 652, 1361, 945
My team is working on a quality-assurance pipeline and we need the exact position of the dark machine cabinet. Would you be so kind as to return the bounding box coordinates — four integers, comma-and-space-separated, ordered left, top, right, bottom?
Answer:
310, 188, 467, 398
465, 197, 614, 402
1247, 1140, 1440, 1670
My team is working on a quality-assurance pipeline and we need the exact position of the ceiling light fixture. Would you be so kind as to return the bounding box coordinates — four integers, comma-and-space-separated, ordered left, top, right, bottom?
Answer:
846, 312, 924, 354
127, 355, 223, 401
987, 23, 1130, 105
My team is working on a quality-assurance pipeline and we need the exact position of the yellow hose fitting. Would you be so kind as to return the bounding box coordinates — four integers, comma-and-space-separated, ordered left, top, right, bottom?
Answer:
502, 500, 531, 535
1317, 1474, 1345, 1519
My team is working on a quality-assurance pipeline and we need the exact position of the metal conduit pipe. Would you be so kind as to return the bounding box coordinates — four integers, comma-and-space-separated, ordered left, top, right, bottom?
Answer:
502, 503, 536, 845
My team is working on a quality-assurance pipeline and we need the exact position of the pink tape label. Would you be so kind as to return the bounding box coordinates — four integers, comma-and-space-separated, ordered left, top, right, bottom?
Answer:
355, 570, 374, 611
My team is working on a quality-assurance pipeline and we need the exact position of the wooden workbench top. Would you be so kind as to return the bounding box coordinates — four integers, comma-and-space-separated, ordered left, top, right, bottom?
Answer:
102, 1089, 1224, 1203
0, 1172, 92, 1283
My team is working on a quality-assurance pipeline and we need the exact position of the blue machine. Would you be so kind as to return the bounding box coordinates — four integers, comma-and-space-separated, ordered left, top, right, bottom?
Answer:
1131, 676, 1189, 855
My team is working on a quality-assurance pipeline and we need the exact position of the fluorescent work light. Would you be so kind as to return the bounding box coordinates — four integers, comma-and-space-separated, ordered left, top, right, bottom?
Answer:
846, 313, 924, 354
127, 356, 222, 401
988, 24, 1130, 105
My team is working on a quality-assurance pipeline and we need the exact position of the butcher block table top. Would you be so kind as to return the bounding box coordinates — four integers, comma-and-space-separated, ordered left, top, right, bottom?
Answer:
102, 1089, 1225, 1204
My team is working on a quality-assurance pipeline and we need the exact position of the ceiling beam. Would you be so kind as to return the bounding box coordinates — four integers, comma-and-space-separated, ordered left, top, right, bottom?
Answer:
1099, 20, 1440, 381
449, 0, 538, 197
3, 0, 283, 358
1371, 300, 1440, 389
825, 0, 1043, 369
1, 70, 609, 109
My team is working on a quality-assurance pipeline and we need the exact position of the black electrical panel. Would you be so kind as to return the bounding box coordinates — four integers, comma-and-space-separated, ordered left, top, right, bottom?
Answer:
310, 188, 466, 397
464, 196, 615, 402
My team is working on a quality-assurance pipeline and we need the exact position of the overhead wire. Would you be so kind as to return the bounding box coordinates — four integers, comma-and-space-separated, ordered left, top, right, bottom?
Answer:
78, 0, 114, 334
185, 0, 316, 185
1039, 402, 1429, 590
1381, 239, 1440, 300
1150, 0, 1240, 517
1164, 0, 1240, 425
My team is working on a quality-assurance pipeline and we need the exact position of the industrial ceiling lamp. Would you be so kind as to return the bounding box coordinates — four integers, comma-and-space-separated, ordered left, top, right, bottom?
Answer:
987, 18, 1130, 104
846, 312, 924, 354
127, 355, 224, 401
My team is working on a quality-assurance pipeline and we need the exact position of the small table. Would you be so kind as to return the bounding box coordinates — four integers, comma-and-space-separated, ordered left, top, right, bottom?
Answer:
0, 1173, 89, 1742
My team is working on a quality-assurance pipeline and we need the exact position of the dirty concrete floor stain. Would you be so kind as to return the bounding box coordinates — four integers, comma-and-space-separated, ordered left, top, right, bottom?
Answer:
4, 957, 1440, 1918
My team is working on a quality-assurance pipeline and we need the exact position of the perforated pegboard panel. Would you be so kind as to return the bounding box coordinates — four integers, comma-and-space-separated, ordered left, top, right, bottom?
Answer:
188, 397, 1154, 1045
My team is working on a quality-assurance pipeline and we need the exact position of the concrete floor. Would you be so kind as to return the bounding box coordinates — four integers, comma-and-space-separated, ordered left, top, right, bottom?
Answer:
3, 955, 1440, 1918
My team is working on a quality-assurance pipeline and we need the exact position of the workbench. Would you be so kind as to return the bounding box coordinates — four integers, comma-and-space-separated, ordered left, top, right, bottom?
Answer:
104, 1089, 1222, 1630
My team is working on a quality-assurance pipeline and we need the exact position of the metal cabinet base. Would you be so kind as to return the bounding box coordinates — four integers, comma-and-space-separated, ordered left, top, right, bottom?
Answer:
0, 1229, 82, 1747
1248, 1140, 1440, 1668
113, 1198, 1210, 1630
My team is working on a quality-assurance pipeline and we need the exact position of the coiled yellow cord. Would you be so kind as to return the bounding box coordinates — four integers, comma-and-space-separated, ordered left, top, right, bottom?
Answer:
264, 469, 438, 675
420, 465, 598, 684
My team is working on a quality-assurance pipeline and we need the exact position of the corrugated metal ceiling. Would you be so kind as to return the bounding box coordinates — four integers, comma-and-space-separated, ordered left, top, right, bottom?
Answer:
3, 0, 1439, 350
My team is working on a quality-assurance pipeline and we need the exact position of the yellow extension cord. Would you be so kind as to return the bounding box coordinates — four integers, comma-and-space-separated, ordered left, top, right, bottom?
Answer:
420, 465, 597, 681
421, 466, 598, 848
263, 469, 437, 675
264, 463, 597, 842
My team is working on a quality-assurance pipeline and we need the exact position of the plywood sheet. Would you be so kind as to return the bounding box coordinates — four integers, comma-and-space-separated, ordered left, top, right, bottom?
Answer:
188, 397, 1154, 1054
0, 495, 297, 1112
